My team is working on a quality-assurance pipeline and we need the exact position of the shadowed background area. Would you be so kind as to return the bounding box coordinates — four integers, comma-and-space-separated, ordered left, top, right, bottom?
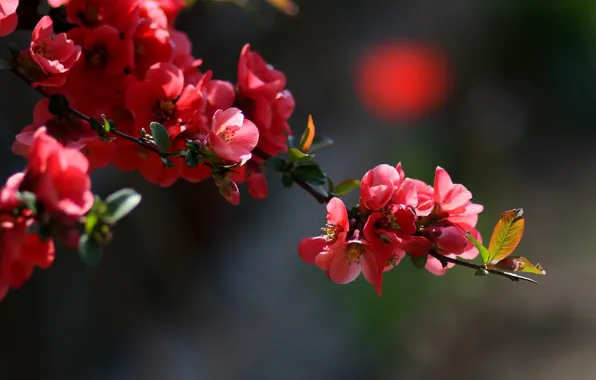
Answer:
0, 0, 593, 379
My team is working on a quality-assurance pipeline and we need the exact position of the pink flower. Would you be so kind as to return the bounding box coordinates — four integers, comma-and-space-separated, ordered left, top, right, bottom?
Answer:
208, 108, 259, 164
360, 164, 400, 211
0, 0, 18, 37
28, 16, 81, 87
412, 166, 484, 275
423, 221, 468, 255
238, 44, 287, 98
431, 166, 483, 255
24, 128, 94, 221
299, 198, 381, 292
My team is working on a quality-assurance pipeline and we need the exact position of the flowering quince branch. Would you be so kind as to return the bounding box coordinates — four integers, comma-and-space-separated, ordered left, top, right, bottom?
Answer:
0, 0, 546, 302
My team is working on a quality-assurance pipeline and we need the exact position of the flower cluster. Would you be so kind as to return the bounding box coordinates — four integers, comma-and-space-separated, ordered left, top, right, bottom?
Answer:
0, 0, 544, 303
10, 0, 294, 203
0, 127, 94, 300
299, 164, 483, 294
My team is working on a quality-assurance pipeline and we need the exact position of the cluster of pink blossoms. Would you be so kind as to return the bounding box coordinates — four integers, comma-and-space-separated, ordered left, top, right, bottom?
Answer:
299, 164, 483, 294
0, 128, 93, 299
9, 0, 294, 203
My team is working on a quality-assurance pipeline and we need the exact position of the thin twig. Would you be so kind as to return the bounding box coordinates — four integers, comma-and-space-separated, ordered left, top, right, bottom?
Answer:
11, 67, 163, 155
253, 147, 332, 204
428, 250, 539, 284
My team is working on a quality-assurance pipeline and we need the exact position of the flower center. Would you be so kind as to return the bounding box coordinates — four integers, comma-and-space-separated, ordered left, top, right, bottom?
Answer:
345, 243, 363, 264
152, 100, 176, 122
33, 42, 49, 57
218, 126, 236, 143
86, 45, 108, 69
376, 208, 401, 230
321, 223, 344, 244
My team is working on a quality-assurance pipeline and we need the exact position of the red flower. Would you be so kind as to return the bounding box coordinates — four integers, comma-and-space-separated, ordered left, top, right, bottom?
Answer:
126, 62, 202, 132
0, 0, 18, 37
238, 44, 286, 98
139, 0, 168, 29
0, 172, 55, 301
27, 16, 81, 87
64, 0, 141, 33
153, 0, 185, 27
13, 96, 97, 153
66, 24, 135, 114
0, 219, 55, 301
24, 128, 94, 221
246, 162, 268, 199
132, 19, 173, 79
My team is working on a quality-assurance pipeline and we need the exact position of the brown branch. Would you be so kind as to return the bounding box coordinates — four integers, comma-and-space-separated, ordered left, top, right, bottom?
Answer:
11, 67, 163, 156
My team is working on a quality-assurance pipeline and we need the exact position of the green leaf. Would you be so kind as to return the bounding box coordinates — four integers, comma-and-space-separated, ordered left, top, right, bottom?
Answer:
466, 232, 491, 264
185, 150, 198, 168
150, 122, 170, 153
186, 140, 200, 152
487, 208, 525, 264
160, 156, 175, 168
267, 157, 286, 172
292, 163, 326, 186
299, 115, 315, 152
308, 135, 333, 152
288, 147, 310, 162
334, 179, 360, 196
78, 234, 103, 267
488, 256, 545, 275
103, 188, 141, 224
282, 173, 294, 188
410, 254, 427, 269
327, 177, 335, 193
84, 196, 104, 234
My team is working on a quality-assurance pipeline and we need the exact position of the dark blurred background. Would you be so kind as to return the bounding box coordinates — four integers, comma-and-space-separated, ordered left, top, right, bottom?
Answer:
0, 0, 592, 379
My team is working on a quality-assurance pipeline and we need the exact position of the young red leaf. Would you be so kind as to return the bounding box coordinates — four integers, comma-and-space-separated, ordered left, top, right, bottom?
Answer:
487, 208, 525, 264
488, 256, 545, 275
299, 115, 315, 153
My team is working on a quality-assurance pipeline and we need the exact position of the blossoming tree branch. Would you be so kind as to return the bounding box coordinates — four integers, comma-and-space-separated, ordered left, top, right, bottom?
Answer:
0, 0, 545, 301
